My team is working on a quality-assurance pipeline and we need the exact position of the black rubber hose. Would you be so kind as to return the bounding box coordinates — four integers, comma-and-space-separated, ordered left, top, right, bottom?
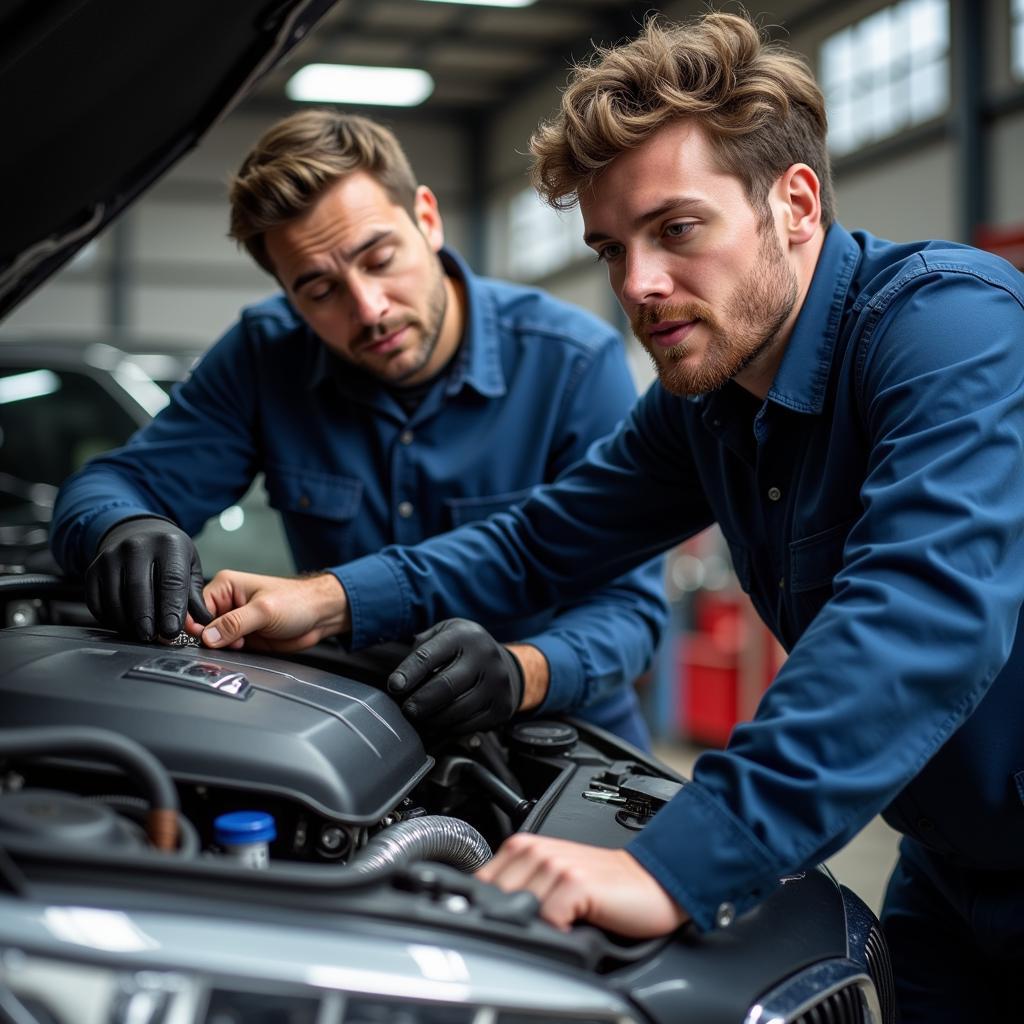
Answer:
0, 573, 76, 593
0, 727, 178, 849
436, 756, 533, 824
87, 794, 200, 858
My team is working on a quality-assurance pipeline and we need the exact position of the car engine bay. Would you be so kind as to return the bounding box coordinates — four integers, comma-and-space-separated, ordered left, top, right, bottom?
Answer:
0, 609, 895, 1024
0, 623, 687, 876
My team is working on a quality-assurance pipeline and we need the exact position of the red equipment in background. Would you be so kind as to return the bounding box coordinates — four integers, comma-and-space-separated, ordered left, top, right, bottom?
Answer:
667, 532, 786, 748
679, 590, 785, 746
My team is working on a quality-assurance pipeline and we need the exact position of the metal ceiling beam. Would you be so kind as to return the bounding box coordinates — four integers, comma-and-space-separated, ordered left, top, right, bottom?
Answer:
236, 94, 498, 121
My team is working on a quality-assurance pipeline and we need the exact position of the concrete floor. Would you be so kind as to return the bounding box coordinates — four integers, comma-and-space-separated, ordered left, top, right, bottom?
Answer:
653, 741, 902, 915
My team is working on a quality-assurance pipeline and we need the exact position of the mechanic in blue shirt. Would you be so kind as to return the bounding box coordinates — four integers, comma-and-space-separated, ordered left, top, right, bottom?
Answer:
50, 110, 667, 749
192, 15, 1024, 1020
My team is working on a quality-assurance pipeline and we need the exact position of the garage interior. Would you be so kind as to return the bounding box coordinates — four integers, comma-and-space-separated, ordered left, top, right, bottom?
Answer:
3, 0, 1024, 919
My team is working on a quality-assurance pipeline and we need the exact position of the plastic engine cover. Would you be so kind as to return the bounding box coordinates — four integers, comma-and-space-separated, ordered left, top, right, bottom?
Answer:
0, 625, 431, 824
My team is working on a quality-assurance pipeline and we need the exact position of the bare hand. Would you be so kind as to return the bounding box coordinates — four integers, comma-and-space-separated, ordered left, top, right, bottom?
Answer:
476, 834, 689, 936
186, 571, 350, 652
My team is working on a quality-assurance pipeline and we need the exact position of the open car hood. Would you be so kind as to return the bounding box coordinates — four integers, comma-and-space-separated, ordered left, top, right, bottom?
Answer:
0, 0, 337, 319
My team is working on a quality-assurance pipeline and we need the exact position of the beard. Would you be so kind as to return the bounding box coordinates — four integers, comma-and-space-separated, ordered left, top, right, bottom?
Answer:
358, 258, 449, 385
631, 228, 798, 397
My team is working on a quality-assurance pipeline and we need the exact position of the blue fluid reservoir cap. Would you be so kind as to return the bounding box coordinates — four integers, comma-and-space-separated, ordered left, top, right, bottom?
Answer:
214, 810, 276, 847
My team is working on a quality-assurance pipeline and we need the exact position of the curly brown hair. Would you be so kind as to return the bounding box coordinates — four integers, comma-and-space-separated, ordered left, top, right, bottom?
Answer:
228, 110, 418, 274
530, 11, 834, 228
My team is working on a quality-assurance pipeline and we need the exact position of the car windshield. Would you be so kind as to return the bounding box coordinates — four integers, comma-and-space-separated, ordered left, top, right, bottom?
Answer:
0, 366, 139, 486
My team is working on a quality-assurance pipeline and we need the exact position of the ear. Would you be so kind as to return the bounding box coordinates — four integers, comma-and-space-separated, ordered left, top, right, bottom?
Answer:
413, 185, 445, 252
773, 164, 821, 246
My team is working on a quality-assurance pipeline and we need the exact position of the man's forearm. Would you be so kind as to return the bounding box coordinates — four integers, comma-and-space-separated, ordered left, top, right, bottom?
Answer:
506, 642, 550, 712
198, 570, 351, 651
304, 572, 352, 635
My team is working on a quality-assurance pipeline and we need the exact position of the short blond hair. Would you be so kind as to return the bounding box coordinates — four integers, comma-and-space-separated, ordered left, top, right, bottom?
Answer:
530, 12, 834, 227
229, 110, 418, 274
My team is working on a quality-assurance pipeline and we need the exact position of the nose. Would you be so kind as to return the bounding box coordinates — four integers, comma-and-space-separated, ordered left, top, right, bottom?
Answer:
348, 274, 389, 325
618, 252, 673, 307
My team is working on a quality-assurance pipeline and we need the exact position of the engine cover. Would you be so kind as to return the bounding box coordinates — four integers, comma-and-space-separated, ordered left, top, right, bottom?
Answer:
0, 625, 431, 824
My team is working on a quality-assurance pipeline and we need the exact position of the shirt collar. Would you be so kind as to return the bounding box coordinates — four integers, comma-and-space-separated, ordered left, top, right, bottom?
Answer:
766, 222, 861, 415
439, 247, 505, 399
306, 246, 505, 400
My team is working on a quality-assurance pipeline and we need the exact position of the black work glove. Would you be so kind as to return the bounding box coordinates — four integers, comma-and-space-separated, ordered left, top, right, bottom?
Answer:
85, 516, 212, 642
387, 618, 525, 736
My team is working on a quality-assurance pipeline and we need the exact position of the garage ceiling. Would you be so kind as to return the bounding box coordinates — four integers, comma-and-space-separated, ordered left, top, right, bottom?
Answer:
244, 0, 823, 120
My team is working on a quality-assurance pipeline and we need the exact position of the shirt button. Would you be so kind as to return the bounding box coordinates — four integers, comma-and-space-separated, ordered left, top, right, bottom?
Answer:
399, 430, 414, 445
767, 486, 782, 502
715, 902, 736, 928
398, 501, 414, 519
298, 495, 311, 509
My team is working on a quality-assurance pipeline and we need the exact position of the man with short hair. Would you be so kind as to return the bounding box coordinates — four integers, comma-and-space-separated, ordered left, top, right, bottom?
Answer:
192, 14, 1024, 1018
51, 110, 667, 749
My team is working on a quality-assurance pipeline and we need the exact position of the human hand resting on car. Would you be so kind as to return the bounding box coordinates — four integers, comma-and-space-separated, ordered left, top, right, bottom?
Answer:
388, 618, 528, 735
86, 516, 212, 641
189, 570, 350, 652
477, 834, 690, 936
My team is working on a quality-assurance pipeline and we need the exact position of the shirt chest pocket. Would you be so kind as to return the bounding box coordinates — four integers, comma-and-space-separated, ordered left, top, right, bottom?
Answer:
445, 487, 536, 528
788, 517, 857, 619
265, 465, 363, 523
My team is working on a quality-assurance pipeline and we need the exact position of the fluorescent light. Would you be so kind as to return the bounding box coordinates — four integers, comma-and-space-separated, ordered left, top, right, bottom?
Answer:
419, 0, 537, 6
0, 369, 60, 405
286, 64, 434, 107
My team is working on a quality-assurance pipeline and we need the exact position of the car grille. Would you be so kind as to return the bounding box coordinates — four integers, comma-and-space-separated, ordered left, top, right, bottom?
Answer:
865, 925, 895, 1023
791, 982, 866, 1024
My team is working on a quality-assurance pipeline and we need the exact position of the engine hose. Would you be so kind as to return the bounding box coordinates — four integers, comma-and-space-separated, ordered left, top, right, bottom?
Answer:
87, 794, 200, 858
0, 573, 66, 591
0, 727, 179, 852
348, 815, 492, 874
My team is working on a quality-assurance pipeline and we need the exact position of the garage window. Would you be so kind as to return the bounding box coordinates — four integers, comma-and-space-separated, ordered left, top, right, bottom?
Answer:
506, 186, 586, 281
820, 0, 950, 156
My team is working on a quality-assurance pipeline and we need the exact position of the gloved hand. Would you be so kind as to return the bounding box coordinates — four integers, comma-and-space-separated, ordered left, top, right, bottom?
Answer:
85, 516, 212, 642
388, 618, 524, 735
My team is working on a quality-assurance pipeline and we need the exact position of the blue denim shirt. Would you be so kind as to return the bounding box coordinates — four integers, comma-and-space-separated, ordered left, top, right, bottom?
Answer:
338, 225, 1024, 930
51, 248, 667, 737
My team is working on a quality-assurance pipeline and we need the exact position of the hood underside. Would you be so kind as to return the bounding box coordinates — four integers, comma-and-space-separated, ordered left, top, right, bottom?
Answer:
0, 0, 337, 319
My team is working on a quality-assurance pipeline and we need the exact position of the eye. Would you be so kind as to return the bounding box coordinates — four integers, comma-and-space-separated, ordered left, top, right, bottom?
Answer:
307, 283, 334, 303
593, 242, 624, 264
366, 246, 396, 272
664, 221, 695, 240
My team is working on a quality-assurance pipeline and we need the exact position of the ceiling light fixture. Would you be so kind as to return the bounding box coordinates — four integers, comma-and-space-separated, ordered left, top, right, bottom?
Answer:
418, 0, 537, 6
286, 64, 434, 107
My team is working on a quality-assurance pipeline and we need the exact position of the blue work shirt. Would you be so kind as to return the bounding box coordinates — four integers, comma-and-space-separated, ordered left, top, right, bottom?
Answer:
51, 248, 667, 741
336, 225, 1024, 930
